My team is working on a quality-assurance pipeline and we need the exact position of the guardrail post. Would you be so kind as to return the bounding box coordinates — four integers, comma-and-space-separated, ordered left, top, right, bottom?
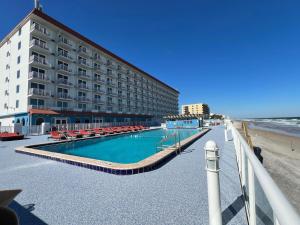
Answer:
248, 159, 256, 225
224, 124, 228, 141
204, 140, 222, 225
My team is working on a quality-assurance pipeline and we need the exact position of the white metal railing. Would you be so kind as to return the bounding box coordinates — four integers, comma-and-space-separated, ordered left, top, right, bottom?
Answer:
29, 71, 49, 81
30, 39, 49, 50
227, 120, 300, 225
30, 55, 49, 66
52, 121, 156, 131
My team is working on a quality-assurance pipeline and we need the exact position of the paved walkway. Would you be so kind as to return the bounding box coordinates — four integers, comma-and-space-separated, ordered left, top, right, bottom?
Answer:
0, 126, 247, 225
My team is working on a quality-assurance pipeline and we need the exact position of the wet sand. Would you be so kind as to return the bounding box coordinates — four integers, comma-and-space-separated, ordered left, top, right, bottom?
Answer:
235, 121, 300, 213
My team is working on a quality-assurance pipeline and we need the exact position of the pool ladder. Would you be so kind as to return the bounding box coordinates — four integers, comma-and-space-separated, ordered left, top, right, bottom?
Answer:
156, 132, 181, 153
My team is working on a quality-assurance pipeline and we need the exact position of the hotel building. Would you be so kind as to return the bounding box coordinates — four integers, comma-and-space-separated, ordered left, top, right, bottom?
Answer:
0, 8, 179, 126
181, 103, 210, 117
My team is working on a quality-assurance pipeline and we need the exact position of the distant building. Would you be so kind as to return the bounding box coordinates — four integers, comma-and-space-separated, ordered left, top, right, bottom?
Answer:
164, 114, 203, 129
181, 103, 210, 118
0, 7, 179, 126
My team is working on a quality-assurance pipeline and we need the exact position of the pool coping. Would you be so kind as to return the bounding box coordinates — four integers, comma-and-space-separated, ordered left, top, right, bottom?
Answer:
15, 128, 210, 175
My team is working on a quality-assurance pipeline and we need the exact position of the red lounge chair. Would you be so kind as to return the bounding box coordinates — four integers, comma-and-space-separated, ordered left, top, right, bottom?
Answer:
50, 131, 66, 140
104, 128, 114, 134
93, 128, 105, 135
0, 133, 24, 141
66, 131, 83, 139
79, 130, 95, 137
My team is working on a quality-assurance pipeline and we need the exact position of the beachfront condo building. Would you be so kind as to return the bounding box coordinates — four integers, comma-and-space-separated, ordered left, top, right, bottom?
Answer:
0, 8, 179, 126
181, 103, 210, 117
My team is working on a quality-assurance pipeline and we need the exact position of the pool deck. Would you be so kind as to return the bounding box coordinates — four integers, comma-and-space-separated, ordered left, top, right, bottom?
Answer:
0, 125, 247, 225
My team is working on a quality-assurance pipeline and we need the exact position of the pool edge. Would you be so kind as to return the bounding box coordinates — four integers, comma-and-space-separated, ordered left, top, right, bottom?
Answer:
15, 128, 210, 175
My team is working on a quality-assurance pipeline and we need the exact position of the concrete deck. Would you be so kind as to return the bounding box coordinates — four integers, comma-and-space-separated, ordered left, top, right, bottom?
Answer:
0, 126, 247, 225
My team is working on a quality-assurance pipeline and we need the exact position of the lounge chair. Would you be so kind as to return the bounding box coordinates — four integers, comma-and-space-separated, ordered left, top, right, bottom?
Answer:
79, 129, 95, 137
66, 130, 83, 139
0, 133, 24, 141
50, 131, 66, 140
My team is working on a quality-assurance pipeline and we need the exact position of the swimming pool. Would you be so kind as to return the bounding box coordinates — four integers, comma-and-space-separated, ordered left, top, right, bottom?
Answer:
16, 128, 210, 174
35, 128, 199, 164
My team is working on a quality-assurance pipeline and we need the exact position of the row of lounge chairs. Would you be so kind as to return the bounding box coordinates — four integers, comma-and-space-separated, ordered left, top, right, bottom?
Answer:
0, 133, 24, 141
50, 126, 147, 140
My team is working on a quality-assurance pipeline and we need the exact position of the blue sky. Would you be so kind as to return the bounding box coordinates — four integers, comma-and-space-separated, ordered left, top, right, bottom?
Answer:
1, 0, 299, 118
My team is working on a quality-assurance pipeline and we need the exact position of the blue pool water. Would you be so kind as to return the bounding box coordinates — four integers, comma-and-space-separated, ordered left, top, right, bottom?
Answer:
37, 129, 200, 164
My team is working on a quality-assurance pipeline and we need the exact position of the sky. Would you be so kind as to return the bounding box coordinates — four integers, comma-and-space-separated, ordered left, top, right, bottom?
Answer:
1, 0, 299, 118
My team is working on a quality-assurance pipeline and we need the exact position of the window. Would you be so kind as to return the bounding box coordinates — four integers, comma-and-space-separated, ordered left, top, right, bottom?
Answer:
18, 41, 21, 50
16, 85, 20, 93
17, 56, 21, 64
6, 51, 10, 57
17, 70, 20, 78
18, 28, 22, 35
16, 100, 19, 108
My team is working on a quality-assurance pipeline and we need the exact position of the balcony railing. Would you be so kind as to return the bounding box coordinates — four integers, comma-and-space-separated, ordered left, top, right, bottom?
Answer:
78, 71, 90, 78
76, 96, 90, 102
28, 71, 49, 81
56, 93, 72, 100
58, 50, 73, 60
57, 64, 72, 73
78, 47, 89, 55
30, 39, 49, 51
78, 59, 90, 67
77, 84, 89, 89
28, 88, 50, 97
93, 77, 105, 83
94, 88, 105, 94
29, 55, 50, 67
57, 78, 72, 86
58, 37, 72, 48
30, 23, 50, 37
93, 99, 104, 104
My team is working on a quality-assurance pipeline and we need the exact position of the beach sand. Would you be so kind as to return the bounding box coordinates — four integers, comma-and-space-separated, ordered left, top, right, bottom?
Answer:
234, 121, 300, 213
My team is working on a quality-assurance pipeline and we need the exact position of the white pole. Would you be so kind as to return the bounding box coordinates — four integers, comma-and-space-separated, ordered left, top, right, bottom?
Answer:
204, 140, 222, 225
224, 125, 228, 142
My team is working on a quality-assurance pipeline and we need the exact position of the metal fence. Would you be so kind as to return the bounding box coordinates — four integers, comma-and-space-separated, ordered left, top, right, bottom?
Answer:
52, 121, 158, 132
226, 120, 300, 225
0, 126, 13, 133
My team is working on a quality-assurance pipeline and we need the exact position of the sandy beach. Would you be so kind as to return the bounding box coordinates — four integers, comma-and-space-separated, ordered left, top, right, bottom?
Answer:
234, 121, 300, 213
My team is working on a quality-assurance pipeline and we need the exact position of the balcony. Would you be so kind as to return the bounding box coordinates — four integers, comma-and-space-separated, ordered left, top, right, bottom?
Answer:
29, 55, 51, 68
106, 63, 115, 69
94, 64, 101, 71
58, 36, 73, 49
28, 71, 50, 82
76, 96, 90, 102
93, 99, 105, 104
106, 81, 116, 87
106, 91, 117, 97
94, 55, 105, 64
93, 77, 105, 84
56, 78, 72, 86
30, 39, 50, 54
55, 93, 73, 100
93, 88, 105, 94
57, 64, 72, 74
78, 47, 90, 57
57, 50, 73, 61
78, 71, 90, 79
28, 88, 50, 97
76, 83, 89, 90
30, 23, 50, 39
78, 59, 91, 68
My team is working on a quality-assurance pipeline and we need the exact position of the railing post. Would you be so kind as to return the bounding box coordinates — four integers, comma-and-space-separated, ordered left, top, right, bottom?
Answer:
204, 141, 222, 225
248, 159, 256, 225
224, 125, 228, 142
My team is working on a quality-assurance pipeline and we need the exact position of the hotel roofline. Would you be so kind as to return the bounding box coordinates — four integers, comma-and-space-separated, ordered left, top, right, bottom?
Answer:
0, 8, 179, 94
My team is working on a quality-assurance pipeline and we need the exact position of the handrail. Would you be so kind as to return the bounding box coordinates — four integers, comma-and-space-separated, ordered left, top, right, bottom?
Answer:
228, 121, 300, 225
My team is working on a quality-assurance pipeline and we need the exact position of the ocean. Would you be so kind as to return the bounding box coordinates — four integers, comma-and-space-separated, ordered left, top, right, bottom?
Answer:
245, 117, 300, 138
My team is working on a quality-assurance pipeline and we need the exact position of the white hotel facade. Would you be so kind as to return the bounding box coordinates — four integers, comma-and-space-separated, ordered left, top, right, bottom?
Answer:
0, 8, 179, 126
